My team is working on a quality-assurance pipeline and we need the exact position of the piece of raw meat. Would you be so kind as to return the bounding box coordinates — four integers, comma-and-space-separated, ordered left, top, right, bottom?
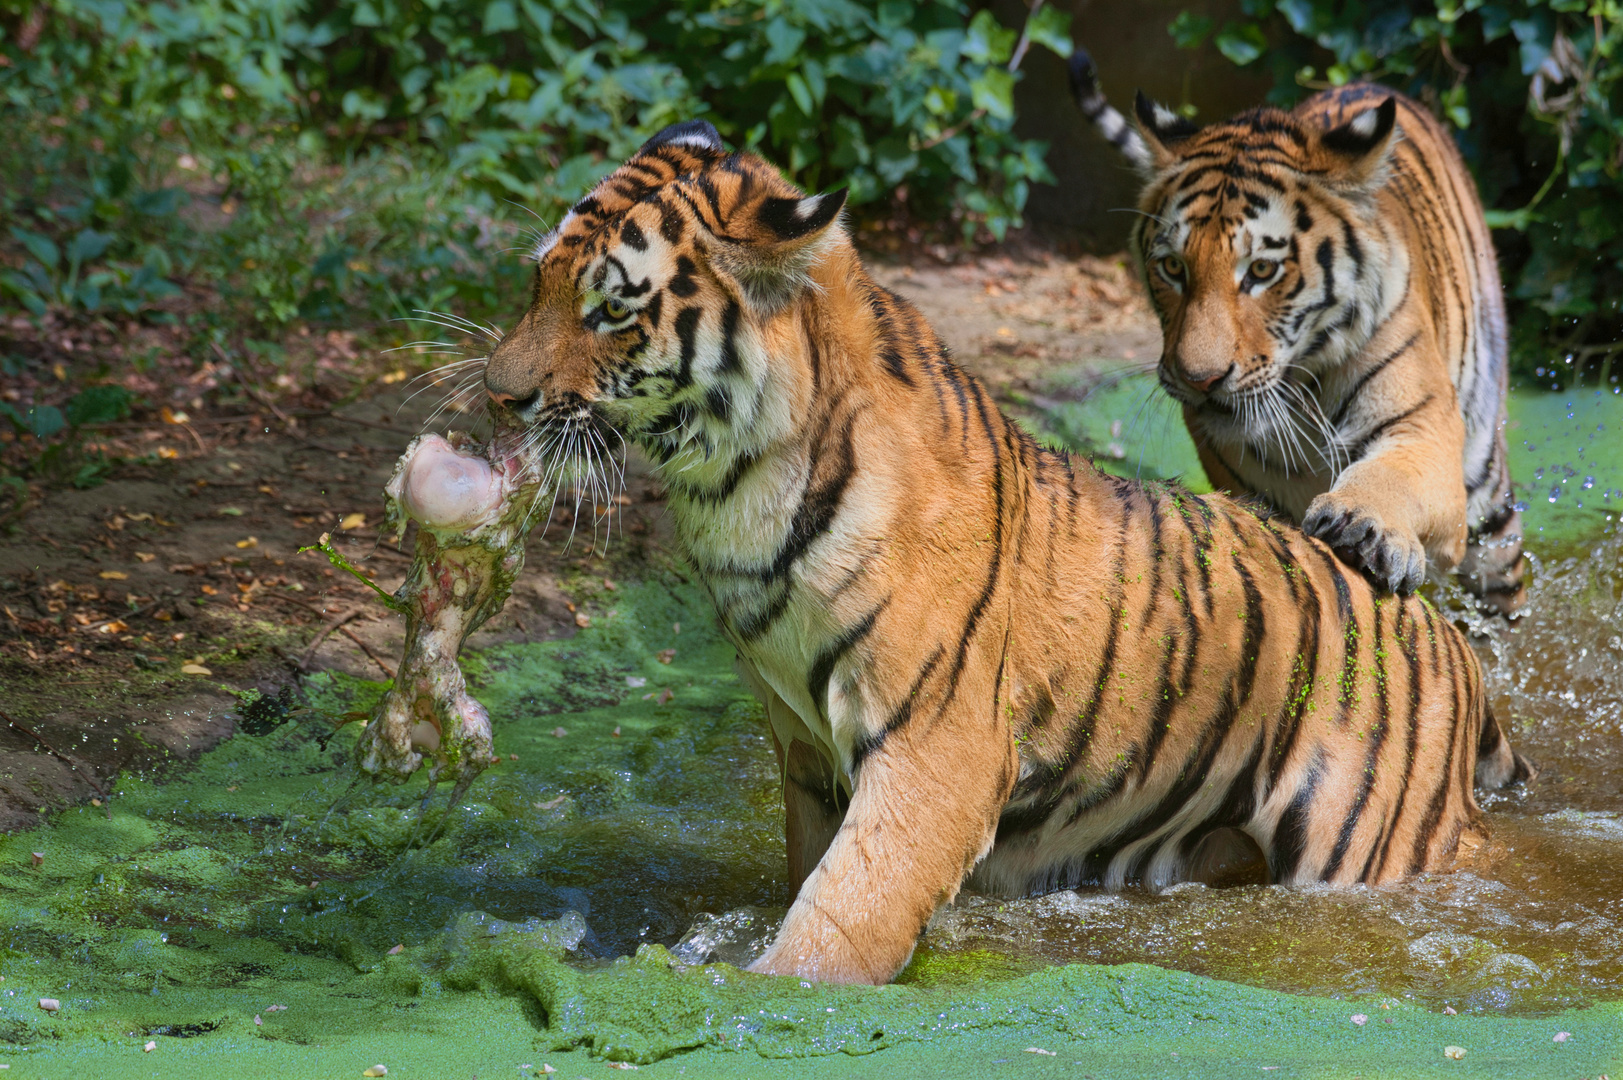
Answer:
355, 421, 543, 786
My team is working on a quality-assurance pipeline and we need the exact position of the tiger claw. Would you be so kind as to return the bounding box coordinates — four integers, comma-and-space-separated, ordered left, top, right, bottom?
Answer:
1303, 494, 1426, 595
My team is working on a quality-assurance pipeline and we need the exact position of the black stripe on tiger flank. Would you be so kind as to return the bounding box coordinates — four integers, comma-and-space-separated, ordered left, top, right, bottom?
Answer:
1264, 569, 1321, 792
853, 644, 944, 768
1093, 677, 1247, 884
1411, 624, 1467, 873
1134, 626, 1183, 781
1058, 500, 1134, 775
1322, 597, 1390, 880
1370, 600, 1425, 879
1269, 750, 1323, 880
808, 602, 886, 722
936, 377, 1008, 712
1233, 555, 1266, 707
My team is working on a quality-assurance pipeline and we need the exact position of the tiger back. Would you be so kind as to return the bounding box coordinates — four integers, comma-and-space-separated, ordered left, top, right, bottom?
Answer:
482, 122, 1532, 986
1070, 52, 1528, 613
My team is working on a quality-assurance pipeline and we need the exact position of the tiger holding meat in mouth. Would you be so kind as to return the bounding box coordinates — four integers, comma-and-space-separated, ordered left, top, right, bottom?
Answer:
480, 121, 1532, 985
1070, 53, 1528, 613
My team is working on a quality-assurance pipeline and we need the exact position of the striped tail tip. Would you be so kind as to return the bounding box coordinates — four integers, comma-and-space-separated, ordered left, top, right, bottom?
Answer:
1068, 47, 1101, 105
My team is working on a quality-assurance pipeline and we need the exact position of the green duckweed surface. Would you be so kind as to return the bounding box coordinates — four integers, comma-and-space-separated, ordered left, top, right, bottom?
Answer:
3, 385, 1622, 1077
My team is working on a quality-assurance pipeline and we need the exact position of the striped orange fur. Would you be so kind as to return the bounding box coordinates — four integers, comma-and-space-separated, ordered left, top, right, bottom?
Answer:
1070, 53, 1528, 612
482, 122, 1532, 986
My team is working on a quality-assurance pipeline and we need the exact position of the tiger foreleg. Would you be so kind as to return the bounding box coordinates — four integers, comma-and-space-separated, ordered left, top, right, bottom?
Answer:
1302, 390, 1468, 593
748, 710, 1017, 985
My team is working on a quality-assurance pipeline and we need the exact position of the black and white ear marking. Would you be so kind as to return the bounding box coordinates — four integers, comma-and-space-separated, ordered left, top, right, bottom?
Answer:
1133, 91, 1200, 144
756, 188, 849, 241
639, 120, 726, 157
1321, 97, 1397, 157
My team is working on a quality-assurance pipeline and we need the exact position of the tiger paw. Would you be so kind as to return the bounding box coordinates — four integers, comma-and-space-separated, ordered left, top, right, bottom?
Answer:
1302, 492, 1426, 594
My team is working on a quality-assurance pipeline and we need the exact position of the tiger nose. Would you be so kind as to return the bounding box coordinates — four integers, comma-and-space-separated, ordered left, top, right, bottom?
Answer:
487, 387, 540, 412
1183, 365, 1232, 394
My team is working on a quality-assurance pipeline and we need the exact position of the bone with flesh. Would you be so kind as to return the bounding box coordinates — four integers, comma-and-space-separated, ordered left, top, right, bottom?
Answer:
357, 420, 543, 786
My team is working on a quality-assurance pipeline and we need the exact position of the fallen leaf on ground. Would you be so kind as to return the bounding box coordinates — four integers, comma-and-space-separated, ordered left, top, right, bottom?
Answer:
574, 612, 591, 628
144, 1040, 156, 1052
1024, 1048, 1056, 1056
217, 507, 243, 516
99, 621, 128, 634
535, 796, 567, 810
656, 648, 676, 664
1351, 1014, 1368, 1026
658, 688, 674, 705
387, 944, 404, 955
1554, 1032, 1571, 1043
30, 853, 43, 866
38, 998, 58, 1012
552, 727, 567, 738
339, 512, 366, 531
236, 536, 258, 549
98, 570, 128, 580
180, 663, 212, 675
1443, 1045, 1466, 1059
363, 1067, 388, 1078
135, 552, 156, 562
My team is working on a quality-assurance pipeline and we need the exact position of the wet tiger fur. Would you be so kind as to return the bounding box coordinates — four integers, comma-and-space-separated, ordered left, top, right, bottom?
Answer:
1070, 51, 1528, 613
482, 121, 1534, 986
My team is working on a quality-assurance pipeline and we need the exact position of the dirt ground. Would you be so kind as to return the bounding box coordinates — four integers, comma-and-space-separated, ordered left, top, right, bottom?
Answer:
0, 245, 1157, 833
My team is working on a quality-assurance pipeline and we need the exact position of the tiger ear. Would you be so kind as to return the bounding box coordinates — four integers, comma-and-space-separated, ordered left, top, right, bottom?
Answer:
713, 187, 849, 314
1133, 91, 1201, 168
1316, 97, 1399, 191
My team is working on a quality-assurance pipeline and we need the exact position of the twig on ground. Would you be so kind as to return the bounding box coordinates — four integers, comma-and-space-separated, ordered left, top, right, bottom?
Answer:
338, 623, 396, 680
298, 609, 364, 670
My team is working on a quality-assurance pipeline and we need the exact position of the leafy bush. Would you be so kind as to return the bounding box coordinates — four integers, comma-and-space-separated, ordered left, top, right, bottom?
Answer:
1169, 0, 1623, 387
1, 0, 1074, 343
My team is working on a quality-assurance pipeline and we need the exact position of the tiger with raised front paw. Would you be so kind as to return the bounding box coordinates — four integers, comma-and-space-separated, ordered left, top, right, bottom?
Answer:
1070, 52, 1527, 613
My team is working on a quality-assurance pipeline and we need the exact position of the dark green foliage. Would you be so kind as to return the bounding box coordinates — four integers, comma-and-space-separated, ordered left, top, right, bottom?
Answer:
1170, 1, 1623, 387
0, 0, 1070, 342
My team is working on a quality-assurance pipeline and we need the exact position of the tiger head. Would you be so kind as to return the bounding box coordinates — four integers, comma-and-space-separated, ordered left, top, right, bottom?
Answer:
1127, 91, 1400, 426
482, 120, 847, 490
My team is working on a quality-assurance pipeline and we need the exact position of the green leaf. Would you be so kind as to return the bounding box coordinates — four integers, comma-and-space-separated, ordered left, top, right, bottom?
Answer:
482, 0, 519, 33
1024, 5, 1072, 59
65, 385, 133, 427
785, 72, 814, 117
65, 229, 113, 265
10, 227, 59, 269
1168, 11, 1214, 50
24, 405, 65, 440
963, 9, 1016, 66
971, 67, 1016, 121
1215, 22, 1268, 66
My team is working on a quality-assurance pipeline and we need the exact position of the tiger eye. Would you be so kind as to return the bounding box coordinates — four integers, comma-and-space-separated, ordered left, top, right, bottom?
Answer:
1248, 259, 1278, 281
1159, 255, 1186, 280
602, 296, 630, 320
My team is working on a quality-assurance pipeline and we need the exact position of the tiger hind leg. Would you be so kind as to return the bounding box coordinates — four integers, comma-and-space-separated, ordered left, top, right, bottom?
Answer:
1474, 703, 1538, 789
1458, 497, 1529, 615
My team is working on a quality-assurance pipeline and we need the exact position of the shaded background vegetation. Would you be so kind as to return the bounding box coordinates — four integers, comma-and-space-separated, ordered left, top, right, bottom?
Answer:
1, 0, 1621, 514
